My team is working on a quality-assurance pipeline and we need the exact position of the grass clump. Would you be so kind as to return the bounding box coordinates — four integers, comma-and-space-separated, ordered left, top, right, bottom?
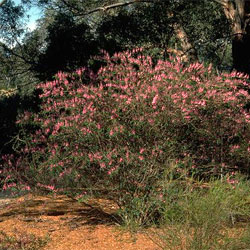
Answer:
148, 174, 250, 250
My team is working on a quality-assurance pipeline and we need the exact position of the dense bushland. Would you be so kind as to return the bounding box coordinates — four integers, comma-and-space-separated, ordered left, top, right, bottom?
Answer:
0, 49, 249, 226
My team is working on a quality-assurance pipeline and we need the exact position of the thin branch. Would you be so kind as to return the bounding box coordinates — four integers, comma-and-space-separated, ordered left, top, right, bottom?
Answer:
88, 0, 153, 14
0, 43, 37, 66
65, 0, 156, 16
0, 0, 6, 7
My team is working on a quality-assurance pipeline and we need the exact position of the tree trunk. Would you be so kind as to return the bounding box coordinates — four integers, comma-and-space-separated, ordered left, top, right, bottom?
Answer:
219, 0, 250, 74
232, 33, 250, 73
166, 9, 198, 63
172, 22, 198, 62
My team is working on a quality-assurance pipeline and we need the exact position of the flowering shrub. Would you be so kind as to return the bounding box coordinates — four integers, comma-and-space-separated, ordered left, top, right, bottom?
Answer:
1, 49, 249, 224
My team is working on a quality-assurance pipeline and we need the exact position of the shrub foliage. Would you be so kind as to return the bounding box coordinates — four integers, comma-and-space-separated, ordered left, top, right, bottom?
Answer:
1, 49, 249, 224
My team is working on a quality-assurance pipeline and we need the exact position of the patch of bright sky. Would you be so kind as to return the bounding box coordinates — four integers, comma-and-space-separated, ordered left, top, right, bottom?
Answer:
13, 0, 43, 31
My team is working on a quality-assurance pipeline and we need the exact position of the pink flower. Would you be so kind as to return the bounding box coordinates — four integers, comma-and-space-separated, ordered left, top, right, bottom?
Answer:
138, 155, 144, 161
198, 87, 204, 93
152, 94, 159, 106
140, 148, 145, 154
100, 162, 106, 168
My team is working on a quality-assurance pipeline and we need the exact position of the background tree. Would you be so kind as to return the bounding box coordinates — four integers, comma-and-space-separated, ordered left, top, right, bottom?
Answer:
0, 0, 39, 90
0, 0, 42, 155
34, 11, 98, 80
96, 0, 231, 68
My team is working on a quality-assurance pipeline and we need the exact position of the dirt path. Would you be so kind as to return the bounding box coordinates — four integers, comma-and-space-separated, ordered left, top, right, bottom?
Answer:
0, 194, 160, 250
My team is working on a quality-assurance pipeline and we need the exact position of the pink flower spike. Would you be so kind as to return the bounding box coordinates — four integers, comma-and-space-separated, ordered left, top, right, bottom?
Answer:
152, 94, 158, 106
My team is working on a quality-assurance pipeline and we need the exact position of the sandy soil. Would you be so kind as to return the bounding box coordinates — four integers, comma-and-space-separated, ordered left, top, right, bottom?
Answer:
0, 193, 160, 250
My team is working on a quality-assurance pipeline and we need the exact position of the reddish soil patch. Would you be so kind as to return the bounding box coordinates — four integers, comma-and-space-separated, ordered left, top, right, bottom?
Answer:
0, 194, 160, 250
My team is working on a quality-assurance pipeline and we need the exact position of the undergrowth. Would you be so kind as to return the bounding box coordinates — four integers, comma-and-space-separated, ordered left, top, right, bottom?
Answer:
147, 174, 250, 250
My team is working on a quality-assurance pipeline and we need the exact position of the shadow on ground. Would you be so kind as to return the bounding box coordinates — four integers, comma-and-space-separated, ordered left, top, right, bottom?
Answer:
0, 195, 121, 227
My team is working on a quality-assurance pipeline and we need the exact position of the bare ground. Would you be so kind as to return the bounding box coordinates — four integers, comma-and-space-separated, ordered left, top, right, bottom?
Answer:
0, 193, 160, 250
